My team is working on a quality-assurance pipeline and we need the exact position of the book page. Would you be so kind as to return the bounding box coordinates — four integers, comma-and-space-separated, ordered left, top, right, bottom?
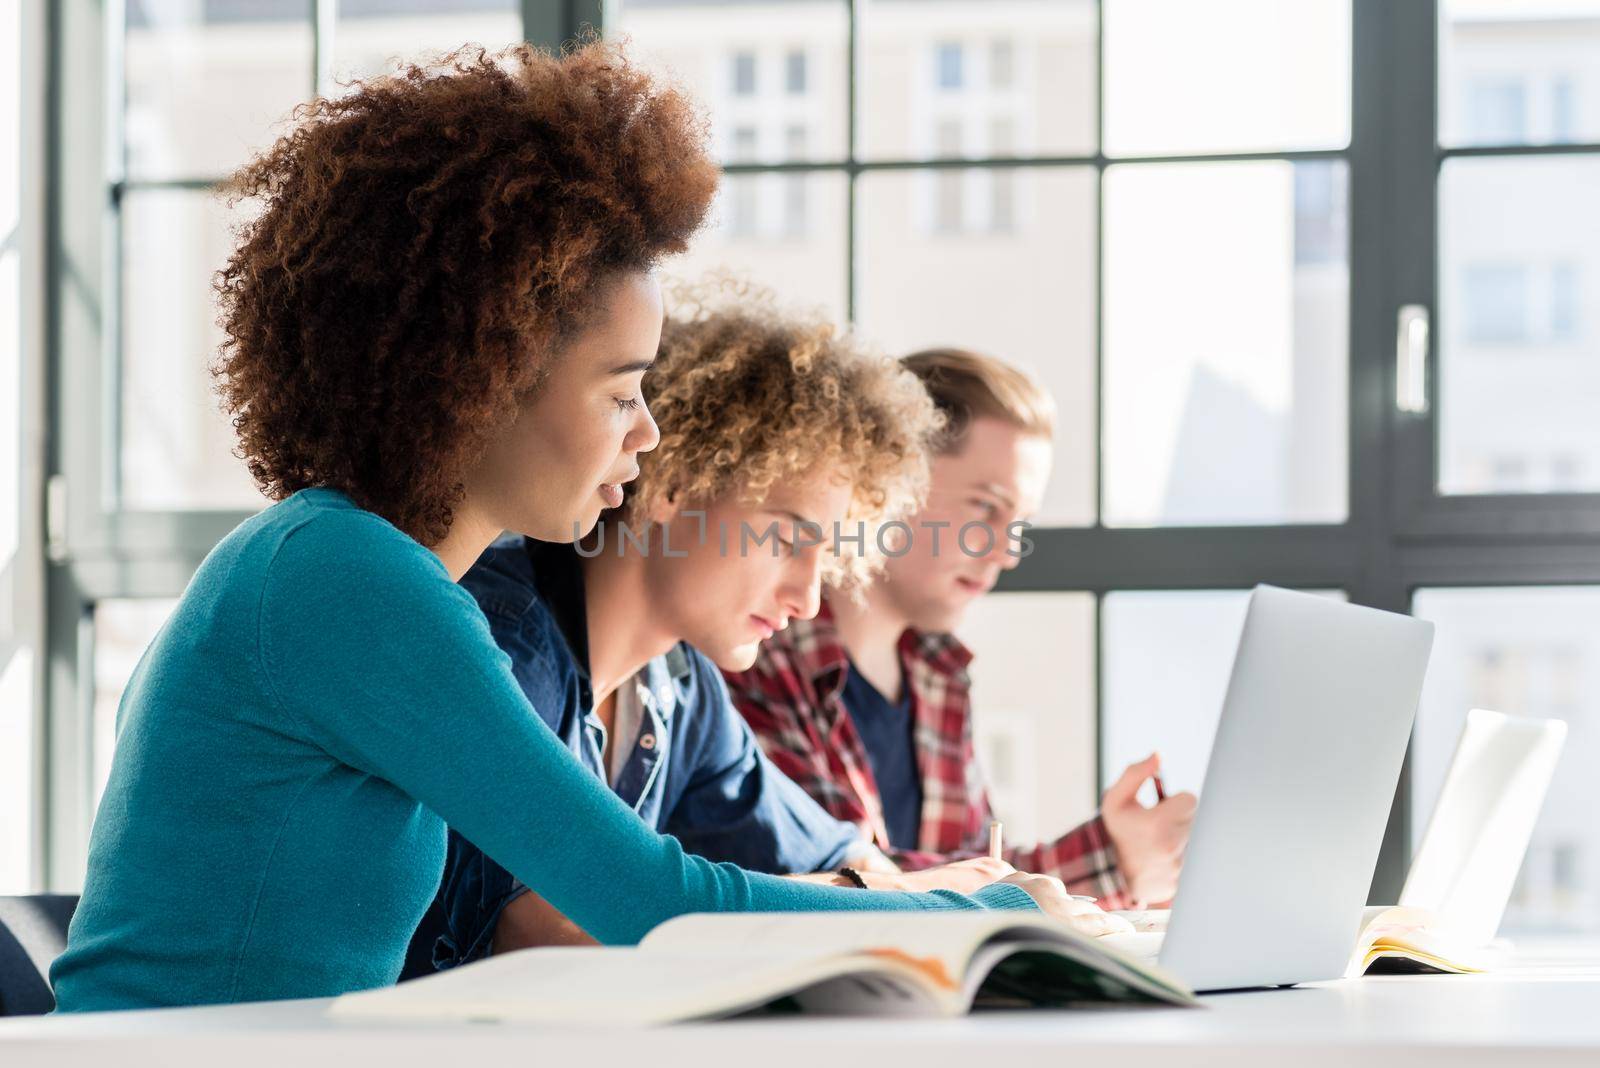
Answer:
1344, 906, 1493, 976
641, 911, 1022, 985
328, 946, 939, 1026
963, 940, 1194, 1007
790, 969, 954, 1017
643, 913, 1196, 1008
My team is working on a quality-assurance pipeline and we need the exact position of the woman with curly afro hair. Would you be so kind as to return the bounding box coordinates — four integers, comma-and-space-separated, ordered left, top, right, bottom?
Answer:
51, 43, 1040, 1014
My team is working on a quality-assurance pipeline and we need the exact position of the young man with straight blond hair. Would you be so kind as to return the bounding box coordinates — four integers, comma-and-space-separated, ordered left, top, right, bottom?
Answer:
725, 348, 1197, 909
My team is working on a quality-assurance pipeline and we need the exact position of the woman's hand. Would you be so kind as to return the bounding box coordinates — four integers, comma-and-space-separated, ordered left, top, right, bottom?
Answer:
1000, 872, 1134, 937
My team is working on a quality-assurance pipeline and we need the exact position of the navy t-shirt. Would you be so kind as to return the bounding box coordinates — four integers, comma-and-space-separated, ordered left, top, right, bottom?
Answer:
840, 657, 923, 850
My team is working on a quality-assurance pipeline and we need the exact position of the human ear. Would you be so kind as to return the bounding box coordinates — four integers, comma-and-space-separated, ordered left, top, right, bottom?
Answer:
644, 489, 680, 527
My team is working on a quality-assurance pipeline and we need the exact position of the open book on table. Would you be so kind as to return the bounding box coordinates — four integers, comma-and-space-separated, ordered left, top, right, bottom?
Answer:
329, 911, 1198, 1026
1106, 906, 1505, 978
1344, 905, 1508, 976
1346, 709, 1566, 977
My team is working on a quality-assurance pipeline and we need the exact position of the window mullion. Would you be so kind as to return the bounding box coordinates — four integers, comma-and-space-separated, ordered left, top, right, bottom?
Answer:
313, 0, 337, 98
845, 0, 859, 324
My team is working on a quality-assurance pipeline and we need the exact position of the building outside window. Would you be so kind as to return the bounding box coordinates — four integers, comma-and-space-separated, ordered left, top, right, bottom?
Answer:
732, 49, 757, 95
1467, 78, 1527, 143
785, 49, 807, 94
935, 41, 963, 89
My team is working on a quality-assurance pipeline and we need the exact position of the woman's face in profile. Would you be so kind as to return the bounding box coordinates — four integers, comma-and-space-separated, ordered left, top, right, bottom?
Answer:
467, 271, 665, 542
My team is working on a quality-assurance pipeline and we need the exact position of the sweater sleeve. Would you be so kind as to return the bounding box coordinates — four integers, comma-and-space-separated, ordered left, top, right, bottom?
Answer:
257, 510, 1035, 945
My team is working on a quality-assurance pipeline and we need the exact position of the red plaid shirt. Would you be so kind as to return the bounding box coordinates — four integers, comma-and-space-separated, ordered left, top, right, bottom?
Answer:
723, 599, 1132, 908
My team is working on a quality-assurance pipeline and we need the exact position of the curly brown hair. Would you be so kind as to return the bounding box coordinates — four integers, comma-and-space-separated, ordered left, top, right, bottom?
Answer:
633, 283, 943, 584
213, 41, 718, 544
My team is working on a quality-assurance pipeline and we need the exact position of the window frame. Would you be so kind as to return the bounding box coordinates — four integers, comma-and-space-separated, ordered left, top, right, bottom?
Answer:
2, 0, 50, 894
1389, 3, 1600, 539
38, 0, 1600, 907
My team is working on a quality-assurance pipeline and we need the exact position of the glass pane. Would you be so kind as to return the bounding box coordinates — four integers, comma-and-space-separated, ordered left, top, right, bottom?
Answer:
121, 188, 267, 510
956, 592, 1095, 846
610, 0, 847, 164
0, 649, 33, 893
334, 0, 522, 85
125, 1, 313, 181
1412, 587, 1600, 935
1102, 0, 1351, 156
1101, 589, 1346, 804
1102, 590, 1247, 804
0, 250, 16, 572
0, 0, 25, 894
856, 167, 1095, 526
660, 170, 848, 324
0, 0, 15, 244
1102, 160, 1349, 526
859, 0, 1096, 160
1, 0, 15, 572
1439, 155, 1600, 495
1440, 1, 1600, 148
93, 600, 179, 815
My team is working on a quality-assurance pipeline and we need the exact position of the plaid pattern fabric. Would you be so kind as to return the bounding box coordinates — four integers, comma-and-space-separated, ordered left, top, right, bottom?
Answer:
723, 600, 1132, 909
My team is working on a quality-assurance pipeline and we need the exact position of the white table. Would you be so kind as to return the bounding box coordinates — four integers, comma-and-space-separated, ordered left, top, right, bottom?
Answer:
4, 941, 1599, 1068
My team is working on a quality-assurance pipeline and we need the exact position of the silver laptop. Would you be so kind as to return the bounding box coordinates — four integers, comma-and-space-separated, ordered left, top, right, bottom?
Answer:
1120, 585, 1435, 992
1399, 708, 1567, 946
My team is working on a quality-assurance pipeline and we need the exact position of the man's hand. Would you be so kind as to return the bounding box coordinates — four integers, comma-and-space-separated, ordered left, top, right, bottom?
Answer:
863, 856, 1014, 894
1100, 753, 1196, 908
999, 872, 1134, 937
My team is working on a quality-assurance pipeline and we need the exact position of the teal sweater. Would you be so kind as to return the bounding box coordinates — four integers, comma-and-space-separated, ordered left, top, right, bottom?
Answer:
51, 490, 1032, 1011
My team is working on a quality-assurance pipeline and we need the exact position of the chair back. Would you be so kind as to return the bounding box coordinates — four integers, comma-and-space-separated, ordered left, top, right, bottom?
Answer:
0, 895, 79, 1016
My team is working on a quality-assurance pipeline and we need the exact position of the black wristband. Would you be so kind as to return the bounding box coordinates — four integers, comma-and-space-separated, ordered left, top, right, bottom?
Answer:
837, 866, 869, 889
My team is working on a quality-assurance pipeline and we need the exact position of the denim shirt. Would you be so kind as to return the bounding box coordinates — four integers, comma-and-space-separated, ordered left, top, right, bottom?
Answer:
405, 537, 864, 974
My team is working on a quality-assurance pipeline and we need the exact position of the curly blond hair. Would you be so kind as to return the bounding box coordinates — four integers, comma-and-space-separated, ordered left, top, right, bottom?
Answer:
632, 284, 941, 583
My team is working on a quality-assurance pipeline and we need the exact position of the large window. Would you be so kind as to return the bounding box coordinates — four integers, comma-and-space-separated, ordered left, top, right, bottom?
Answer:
1421, 0, 1600, 509
46, 1, 1600, 939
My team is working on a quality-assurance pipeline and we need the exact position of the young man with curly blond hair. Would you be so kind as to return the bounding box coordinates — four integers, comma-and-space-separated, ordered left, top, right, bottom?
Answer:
725, 349, 1198, 911
411, 297, 1122, 965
